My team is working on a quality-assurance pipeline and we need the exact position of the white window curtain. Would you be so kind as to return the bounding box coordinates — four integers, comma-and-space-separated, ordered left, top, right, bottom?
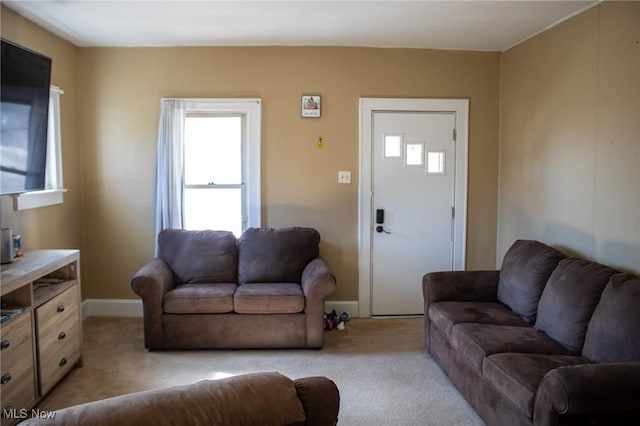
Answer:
154, 99, 186, 253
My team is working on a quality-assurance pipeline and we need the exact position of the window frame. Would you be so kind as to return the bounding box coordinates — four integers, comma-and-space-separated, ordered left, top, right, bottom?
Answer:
12, 85, 66, 210
182, 99, 261, 233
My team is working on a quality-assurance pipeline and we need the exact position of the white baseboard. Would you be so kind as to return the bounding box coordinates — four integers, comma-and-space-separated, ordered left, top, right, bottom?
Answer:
82, 299, 360, 320
82, 298, 143, 320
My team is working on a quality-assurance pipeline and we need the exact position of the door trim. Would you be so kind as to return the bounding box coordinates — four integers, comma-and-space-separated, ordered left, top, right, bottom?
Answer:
358, 98, 469, 318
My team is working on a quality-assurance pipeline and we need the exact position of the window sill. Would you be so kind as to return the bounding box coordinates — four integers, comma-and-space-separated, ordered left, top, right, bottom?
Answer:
12, 189, 67, 211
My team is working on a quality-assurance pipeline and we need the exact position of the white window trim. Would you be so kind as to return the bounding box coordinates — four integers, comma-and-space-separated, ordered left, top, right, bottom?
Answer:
13, 85, 66, 210
181, 98, 261, 230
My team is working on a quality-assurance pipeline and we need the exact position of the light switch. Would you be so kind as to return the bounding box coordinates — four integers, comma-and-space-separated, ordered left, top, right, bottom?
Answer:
338, 171, 351, 184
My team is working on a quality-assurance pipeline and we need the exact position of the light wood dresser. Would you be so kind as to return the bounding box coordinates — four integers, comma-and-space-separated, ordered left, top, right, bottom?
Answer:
1, 250, 82, 425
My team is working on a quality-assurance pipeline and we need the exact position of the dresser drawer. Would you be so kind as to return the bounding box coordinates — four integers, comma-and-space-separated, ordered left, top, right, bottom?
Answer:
37, 321, 80, 395
35, 285, 79, 329
35, 286, 81, 395
1, 311, 32, 367
0, 312, 36, 416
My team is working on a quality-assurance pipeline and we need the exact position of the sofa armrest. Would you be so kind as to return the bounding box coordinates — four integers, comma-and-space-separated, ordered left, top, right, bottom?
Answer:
294, 376, 340, 426
534, 363, 640, 426
130, 258, 174, 349
131, 257, 174, 303
301, 258, 336, 348
422, 270, 500, 352
422, 270, 500, 305
301, 257, 336, 300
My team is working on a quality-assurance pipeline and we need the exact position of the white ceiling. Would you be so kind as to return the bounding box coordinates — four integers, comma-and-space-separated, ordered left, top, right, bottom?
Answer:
3, 0, 599, 52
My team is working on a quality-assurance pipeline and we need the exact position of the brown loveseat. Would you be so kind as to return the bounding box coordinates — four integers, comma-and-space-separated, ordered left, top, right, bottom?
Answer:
423, 239, 640, 426
131, 227, 336, 350
22, 372, 340, 426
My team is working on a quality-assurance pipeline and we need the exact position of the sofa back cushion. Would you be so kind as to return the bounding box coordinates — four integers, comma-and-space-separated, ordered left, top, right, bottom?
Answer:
238, 227, 320, 284
535, 258, 618, 354
158, 229, 238, 284
582, 274, 640, 363
497, 240, 566, 323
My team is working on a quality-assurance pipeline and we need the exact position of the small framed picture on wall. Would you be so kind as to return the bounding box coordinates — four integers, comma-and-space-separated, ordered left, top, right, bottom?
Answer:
301, 95, 321, 118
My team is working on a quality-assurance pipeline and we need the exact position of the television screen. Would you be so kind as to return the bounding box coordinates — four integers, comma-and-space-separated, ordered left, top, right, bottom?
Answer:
1, 39, 52, 195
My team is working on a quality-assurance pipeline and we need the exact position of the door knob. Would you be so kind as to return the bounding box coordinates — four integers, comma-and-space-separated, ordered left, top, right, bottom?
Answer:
376, 225, 391, 234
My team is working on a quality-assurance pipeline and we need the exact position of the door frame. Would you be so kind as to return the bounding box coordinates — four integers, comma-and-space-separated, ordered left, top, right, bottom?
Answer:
358, 98, 469, 318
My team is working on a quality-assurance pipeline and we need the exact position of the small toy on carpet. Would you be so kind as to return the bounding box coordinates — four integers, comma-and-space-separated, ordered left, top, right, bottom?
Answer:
324, 310, 350, 331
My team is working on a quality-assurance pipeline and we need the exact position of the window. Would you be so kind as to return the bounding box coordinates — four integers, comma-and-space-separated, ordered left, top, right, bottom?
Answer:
182, 100, 260, 236
13, 86, 65, 210
183, 115, 244, 235
45, 86, 64, 190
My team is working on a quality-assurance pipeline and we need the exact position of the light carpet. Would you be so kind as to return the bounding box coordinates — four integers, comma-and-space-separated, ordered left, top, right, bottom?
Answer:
38, 316, 484, 426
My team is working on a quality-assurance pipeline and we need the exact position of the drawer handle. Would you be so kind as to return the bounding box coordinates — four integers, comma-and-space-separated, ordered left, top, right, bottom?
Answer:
1, 373, 11, 385
57, 305, 65, 313
59, 357, 68, 367
58, 331, 66, 340
0, 339, 9, 350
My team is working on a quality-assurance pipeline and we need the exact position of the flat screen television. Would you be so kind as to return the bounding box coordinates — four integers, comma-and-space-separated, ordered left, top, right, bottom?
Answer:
1, 39, 52, 195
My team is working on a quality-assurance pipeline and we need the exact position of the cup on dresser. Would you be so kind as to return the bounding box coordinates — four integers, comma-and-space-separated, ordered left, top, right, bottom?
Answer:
1, 228, 14, 264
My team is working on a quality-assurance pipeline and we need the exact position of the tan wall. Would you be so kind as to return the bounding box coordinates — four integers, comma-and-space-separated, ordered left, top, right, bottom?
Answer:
0, 8, 82, 260
1, 5, 500, 304
78, 46, 500, 301
4, 1, 637, 307
498, 2, 640, 273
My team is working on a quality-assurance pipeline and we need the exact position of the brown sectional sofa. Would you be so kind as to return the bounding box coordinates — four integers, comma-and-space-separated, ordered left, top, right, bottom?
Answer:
22, 372, 340, 426
132, 227, 336, 349
423, 239, 640, 426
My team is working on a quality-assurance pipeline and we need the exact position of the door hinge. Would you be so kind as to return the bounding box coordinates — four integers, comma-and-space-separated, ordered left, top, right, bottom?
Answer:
453, 128, 457, 142
451, 206, 455, 218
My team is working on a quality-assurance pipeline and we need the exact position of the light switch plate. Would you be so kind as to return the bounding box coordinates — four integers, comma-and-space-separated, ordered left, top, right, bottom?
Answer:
338, 171, 351, 184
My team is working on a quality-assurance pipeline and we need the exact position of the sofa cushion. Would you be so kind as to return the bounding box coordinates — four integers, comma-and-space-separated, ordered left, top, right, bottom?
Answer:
483, 353, 590, 418
429, 301, 529, 337
535, 258, 618, 354
497, 240, 566, 324
234, 283, 305, 314
158, 229, 238, 284
450, 323, 572, 370
582, 274, 640, 362
164, 283, 237, 314
238, 227, 320, 284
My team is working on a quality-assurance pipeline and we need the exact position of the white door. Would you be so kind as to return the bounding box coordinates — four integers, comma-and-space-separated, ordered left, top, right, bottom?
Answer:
371, 111, 457, 316
358, 98, 468, 318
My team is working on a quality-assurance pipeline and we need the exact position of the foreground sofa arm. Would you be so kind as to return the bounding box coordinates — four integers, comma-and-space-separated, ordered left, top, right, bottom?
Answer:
301, 258, 336, 348
423, 270, 500, 304
294, 376, 340, 426
130, 258, 174, 349
534, 363, 640, 426
21, 372, 339, 426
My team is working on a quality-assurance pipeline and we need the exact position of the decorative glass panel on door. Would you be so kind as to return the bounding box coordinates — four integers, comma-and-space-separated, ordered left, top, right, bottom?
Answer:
384, 134, 402, 158
427, 150, 446, 174
405, 142, 424, 166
